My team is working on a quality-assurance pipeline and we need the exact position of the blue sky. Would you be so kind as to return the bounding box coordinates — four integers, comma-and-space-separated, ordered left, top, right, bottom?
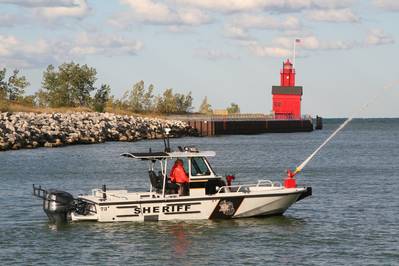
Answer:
0, 0, 398, 117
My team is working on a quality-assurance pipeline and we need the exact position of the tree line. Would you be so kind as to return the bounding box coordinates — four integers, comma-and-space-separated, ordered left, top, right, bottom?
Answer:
0, 62, 240, 114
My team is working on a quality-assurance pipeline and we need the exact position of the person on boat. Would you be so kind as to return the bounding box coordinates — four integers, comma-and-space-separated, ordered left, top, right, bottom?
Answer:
170, 159, 189, 196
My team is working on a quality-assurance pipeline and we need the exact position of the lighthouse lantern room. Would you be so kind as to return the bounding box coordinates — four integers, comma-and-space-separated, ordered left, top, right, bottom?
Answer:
272, 59, 303, 119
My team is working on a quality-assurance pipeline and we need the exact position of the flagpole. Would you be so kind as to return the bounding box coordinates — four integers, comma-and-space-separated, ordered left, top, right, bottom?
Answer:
293, 39, 296, 68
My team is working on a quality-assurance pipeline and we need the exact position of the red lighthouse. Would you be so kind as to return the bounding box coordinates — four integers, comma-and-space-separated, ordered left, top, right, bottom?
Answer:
272, 59, 303, 119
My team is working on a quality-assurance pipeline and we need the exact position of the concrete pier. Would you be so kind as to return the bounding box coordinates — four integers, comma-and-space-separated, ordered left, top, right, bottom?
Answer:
170, 114, 314, 137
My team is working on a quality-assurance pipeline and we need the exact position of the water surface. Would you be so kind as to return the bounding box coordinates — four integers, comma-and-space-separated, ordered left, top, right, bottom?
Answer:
1, 119, 398, 265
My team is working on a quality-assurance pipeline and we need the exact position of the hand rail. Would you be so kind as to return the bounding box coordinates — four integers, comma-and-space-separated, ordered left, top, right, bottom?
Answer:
216, 184, 253, 194
256, 179, 282, 187
216, 180, 282, 194
256, 180, 273, 187
92, 189, 129, 200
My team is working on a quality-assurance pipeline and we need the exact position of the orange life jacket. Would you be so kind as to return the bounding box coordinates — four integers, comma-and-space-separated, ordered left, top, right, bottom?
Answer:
170, 164, 189, 184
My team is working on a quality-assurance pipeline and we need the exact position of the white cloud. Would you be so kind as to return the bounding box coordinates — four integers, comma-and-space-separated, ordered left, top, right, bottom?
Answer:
247, 42, 291, 57
195, 48, 240, 60
366, 29, 394, 45
274, 35, 357, 50
224, 15, 302, 40
0, 0, 77, 7
0, 14, 25, 27
224, 25, 251, 40
121, 0, 172, 22
113, 0, 211, 27
177, 8, 211, 25
373, 0, 399, 11
0, 35, 54, 68
175, 0, 281, 13
0, 0, 90, 19
230, 14, 301, 31
245, 35, 362, 58
306, 8, 359, 23
311, 0, 355, 9
174, 0, 355, 13
0, 33, 143, 69
72, 33, 143, 56
244, 29, 395, 59
35, 0, 89, 19
0, 36, 20, 57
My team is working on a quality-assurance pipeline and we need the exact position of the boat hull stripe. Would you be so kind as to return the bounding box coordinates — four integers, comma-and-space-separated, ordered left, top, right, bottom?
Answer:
166, 202, 202, 206
97, 190, 306, 206
116, 214, 139, 217
164, 211, 201, 215
116, 205, 139, 209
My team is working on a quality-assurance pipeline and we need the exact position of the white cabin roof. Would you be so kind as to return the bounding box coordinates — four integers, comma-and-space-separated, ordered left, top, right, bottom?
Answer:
121, 151, 216, 160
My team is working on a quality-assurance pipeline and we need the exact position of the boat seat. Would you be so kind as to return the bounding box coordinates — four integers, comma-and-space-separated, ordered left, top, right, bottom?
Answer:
148, 171, 178, 193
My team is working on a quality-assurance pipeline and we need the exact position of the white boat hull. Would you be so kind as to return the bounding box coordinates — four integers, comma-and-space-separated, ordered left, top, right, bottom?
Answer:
71, 187, 308, 222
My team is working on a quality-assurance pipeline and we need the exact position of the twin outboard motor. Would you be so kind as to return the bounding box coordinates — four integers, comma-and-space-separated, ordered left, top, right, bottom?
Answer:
33, 185, 75, 224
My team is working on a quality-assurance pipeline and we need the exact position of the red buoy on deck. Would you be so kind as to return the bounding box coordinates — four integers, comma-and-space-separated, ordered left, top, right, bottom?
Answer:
272, 59, 303, 120
283, 169, 297, 188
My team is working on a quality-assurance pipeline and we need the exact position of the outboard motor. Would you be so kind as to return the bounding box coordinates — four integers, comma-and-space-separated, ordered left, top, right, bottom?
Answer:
33, 185, 75, 224
43, 189, 74, 223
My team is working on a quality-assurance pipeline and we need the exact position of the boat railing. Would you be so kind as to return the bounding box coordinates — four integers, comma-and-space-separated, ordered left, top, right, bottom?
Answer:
92, 189, 129, 200
216, 179, 281, 194
256, 179, 282, 187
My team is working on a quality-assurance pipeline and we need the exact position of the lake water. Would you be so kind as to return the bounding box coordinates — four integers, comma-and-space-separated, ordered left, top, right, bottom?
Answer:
1, 119, 398, 265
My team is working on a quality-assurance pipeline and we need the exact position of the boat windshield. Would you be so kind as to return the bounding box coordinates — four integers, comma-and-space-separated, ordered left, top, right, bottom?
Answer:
191, 157, 211, 176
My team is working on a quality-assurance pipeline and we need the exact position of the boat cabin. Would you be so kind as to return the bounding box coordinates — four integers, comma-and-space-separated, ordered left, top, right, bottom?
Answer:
121, 147, 226, 197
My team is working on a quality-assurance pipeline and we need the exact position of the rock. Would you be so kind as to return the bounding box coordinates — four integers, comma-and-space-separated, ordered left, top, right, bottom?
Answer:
0, 142, 9, 151
12, 143, 21, 150
44, 142, 53, 148
0, 111, 195, 152
119, 135, 128, 141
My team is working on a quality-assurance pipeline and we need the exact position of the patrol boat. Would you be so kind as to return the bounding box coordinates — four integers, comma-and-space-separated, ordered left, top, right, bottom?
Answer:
33, 138, 312, 223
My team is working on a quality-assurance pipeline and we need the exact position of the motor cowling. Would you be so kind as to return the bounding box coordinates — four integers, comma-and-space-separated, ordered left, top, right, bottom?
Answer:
43, 189, 74, 224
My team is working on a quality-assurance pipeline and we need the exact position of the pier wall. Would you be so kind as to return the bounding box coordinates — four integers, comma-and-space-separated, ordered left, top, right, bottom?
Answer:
182, 115, 314, 136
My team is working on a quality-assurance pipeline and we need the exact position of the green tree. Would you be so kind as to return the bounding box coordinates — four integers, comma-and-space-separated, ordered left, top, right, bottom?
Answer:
128, 80, 145, 112
121, 80, 156, 113
0, 68, 30, 101
142, 84, 155, 112
42, 62, 97, 107
34, 89, 50, 107
8, 70, 30, 101
227, 102, 240, 114
199, 96, 212, 114
19, 95, 36, 106
0, 68, 8, 100
119, 81, 193, 114
156, 88, 177, 114
93, 84, 111, 112
0, 70, 7, 110
175, 92, 193, 113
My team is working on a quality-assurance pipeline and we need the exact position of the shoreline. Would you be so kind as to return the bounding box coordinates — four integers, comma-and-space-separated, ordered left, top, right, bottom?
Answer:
0, 112, 197, 152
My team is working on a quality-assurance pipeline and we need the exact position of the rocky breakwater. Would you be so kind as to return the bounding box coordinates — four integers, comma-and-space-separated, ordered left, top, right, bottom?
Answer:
0, 112, 197, 151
